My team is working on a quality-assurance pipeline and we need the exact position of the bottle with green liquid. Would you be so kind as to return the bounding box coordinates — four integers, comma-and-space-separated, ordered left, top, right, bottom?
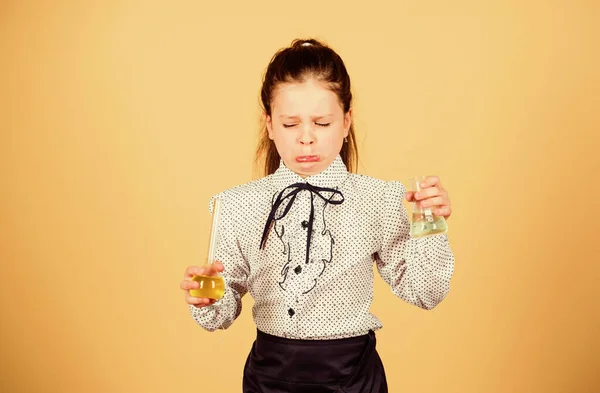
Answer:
409, 176, 448, 238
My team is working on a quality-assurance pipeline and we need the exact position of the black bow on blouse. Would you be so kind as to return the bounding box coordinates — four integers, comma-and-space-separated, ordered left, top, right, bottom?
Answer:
260, 182, 345, 265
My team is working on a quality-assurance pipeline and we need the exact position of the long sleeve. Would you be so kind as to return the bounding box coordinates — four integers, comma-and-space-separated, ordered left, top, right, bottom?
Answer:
189, 194, 250, 331
374, 181, 455, 310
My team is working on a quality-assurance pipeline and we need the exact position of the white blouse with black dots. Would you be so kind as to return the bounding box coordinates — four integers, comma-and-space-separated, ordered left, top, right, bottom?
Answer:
189, 155, 455, 340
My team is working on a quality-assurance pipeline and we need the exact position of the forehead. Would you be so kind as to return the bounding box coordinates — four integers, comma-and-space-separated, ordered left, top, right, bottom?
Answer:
271, 79, 342, 115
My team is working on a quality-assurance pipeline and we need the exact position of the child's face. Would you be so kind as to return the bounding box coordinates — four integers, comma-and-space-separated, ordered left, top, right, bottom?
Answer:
266, 78, 351, 178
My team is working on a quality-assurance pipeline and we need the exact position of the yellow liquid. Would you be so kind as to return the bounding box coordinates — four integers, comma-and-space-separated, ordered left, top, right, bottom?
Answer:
189, 275, 225, 300
411, 211, 448, 237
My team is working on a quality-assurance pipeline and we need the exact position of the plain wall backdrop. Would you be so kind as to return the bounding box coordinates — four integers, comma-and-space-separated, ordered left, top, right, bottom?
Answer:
1, 1, 599, 392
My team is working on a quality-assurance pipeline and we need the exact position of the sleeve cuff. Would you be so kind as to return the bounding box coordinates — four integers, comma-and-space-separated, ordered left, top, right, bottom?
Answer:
408, 233, 452, 270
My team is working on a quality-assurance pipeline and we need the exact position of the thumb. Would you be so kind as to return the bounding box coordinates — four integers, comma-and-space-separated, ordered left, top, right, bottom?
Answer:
206, 261, 224, 275
405, 191, 415, 202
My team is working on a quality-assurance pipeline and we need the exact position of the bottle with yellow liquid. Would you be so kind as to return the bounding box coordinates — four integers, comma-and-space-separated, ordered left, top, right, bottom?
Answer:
409, 176, 448, 238
189, 197, 225, 300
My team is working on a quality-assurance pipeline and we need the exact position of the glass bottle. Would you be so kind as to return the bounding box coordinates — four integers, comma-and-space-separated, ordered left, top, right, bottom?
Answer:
189, 197, 225, 300
409, 176, 448, 237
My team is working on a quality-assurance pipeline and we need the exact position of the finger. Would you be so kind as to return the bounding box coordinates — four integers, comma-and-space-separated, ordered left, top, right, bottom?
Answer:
405, 191, 415, 202
212, 261, 225, 272
186, 296, 212, 306
434, 205, 452, 218
415, 186, 441, 200
184, 266, 205, 279
420, 175, 441, 189
420, 196, 447, 208
180, 280, 199, 291
204, 261, 225, 276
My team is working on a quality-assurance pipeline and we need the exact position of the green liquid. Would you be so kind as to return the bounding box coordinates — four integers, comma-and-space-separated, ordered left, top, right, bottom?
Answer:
410, 212, 448, 237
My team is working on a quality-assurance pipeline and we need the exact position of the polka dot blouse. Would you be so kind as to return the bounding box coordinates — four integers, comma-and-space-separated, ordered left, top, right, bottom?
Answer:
189, 155, 455, 340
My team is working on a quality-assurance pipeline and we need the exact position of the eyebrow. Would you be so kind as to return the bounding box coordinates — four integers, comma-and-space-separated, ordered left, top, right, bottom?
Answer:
278, 114, 333, 120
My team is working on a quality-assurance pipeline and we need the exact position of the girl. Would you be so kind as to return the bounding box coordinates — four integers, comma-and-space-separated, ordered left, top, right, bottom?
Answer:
180, 38, 454, 393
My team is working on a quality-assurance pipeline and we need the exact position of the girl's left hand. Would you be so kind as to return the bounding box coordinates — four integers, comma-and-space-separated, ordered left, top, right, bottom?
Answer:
405, 175, 452, 219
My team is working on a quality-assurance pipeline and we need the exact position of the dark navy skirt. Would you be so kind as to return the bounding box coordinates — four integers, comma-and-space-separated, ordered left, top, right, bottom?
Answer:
242, 329, 388, 392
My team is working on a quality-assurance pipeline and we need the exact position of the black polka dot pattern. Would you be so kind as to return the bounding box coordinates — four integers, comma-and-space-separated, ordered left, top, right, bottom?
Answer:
189, 155, 455, 339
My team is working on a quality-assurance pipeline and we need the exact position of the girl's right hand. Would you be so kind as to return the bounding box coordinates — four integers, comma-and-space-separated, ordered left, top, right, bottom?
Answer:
180, 262, 225, 308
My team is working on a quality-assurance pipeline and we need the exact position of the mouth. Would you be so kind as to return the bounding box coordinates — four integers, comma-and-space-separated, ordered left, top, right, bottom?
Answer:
296, 155, 320, 163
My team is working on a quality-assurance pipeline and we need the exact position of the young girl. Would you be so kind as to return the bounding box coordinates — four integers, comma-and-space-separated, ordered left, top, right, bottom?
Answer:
180, 38, 454, 393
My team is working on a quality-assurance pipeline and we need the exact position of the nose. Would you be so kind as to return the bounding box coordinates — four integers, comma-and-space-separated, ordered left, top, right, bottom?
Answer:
299, 125, 315, 145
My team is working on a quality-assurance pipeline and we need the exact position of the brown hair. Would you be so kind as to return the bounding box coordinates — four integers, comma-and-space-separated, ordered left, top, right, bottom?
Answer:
254, 38, 358, 177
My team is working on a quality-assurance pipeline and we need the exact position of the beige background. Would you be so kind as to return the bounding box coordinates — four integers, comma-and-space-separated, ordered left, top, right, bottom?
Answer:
1, 1, 599, 392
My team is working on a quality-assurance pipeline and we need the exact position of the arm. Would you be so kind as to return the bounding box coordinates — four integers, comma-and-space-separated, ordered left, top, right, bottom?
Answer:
374, 181, 454, 310
189, 195, 249, 331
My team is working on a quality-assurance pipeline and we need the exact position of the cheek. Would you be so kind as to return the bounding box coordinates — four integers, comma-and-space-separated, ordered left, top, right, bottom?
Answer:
326, 128, 345, 144
272, 130, 295, 152
275, 130, 294, 144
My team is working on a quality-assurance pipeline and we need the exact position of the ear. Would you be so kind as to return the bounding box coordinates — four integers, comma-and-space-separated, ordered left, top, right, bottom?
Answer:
343, 109, 352, 138
266, 114, 274, 140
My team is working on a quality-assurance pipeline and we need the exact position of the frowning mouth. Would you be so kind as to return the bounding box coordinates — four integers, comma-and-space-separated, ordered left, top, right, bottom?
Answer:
296, 155, 320, 163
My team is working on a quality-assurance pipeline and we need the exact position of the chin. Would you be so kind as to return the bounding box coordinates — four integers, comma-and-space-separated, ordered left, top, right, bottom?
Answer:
295, 162, 325, 176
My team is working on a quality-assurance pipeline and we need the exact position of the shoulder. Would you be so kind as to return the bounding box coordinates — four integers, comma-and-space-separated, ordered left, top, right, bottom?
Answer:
345, 173, 407, 200
207, 176, 273, 214
344, 174, 409, 225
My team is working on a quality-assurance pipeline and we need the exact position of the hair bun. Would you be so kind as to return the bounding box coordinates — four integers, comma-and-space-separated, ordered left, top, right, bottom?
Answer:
291, 38, 324, 49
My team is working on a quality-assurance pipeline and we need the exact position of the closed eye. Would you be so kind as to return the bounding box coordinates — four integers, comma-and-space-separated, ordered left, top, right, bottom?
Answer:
283, 123, 330, 128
